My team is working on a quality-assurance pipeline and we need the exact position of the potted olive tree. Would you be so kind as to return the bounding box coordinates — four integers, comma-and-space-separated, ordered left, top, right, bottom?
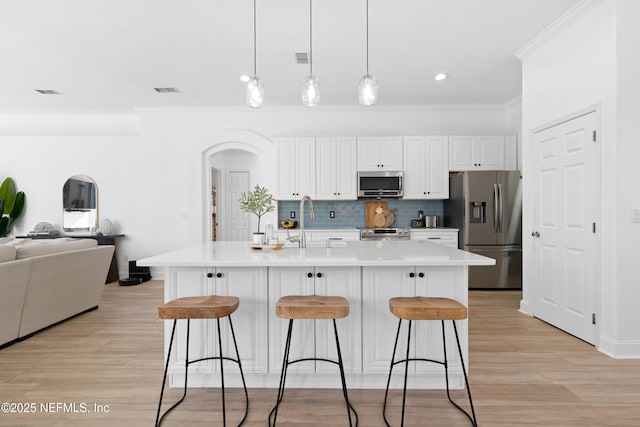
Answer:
239, 184, 275, 244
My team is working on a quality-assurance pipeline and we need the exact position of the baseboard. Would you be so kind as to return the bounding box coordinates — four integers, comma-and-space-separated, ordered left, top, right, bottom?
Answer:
519, 298, 532, 316
598, 335, 640, 359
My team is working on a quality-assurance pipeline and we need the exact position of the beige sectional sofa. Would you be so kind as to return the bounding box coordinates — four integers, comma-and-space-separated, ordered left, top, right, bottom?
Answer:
0, 238, 114, 348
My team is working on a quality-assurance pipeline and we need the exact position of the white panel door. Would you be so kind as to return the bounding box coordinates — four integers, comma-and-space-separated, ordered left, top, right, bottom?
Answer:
531, 112, 597, 344
227, 171, 249, 241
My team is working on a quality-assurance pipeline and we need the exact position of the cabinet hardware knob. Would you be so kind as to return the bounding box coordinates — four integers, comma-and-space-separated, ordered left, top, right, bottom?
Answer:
207, 272, 213, 278
409, 272, 415, 278
307, 272, 313, 278
418, 272, 425, 278
216, 272, 223, 278
317, 272, 322, 278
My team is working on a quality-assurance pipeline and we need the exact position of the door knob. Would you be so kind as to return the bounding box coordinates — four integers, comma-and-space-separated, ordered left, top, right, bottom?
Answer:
531, 231, 540, 238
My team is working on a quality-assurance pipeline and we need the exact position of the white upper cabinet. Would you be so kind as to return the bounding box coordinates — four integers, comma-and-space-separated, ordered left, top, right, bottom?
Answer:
316, 137, 357, 200
275, 137, 316, 200
402, 136, 449, 199
357, 136, 403, 171
449, 135, 517, 171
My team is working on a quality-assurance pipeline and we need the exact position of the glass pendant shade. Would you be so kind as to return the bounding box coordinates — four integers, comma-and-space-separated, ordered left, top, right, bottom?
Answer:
358, 73, 378, 106
301, 75, 320, 107
246, 76, 264, 108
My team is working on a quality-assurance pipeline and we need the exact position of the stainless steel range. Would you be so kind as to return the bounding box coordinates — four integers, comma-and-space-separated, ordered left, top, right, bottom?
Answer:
359, 228, 410, 240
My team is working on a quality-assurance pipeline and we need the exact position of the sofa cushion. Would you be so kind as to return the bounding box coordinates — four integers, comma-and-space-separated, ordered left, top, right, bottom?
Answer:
0, 245, 17, 263
15, 238, 97, 260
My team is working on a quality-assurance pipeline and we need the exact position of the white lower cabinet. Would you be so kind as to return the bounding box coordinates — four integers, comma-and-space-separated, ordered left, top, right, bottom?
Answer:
362, 266, 463, 376
268, 266, 362, 375
164, 267, 268, 378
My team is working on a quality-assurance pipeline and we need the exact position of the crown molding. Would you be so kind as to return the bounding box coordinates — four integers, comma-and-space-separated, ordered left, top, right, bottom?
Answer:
515, 0, 605, 60
135, 103, 510, 114
0, 114, 139, 135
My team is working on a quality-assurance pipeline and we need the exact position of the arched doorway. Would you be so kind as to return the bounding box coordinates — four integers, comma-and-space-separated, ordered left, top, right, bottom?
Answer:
195, 129, 275, 242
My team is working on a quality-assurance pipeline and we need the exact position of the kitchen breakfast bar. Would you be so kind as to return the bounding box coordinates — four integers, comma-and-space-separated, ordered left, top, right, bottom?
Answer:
138, 240, 494, 390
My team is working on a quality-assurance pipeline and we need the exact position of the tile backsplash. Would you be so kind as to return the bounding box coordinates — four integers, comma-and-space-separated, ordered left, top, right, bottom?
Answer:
277, 199, 444, 229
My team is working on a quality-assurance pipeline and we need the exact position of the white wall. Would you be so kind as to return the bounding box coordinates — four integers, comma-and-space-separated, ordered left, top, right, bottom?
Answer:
1, 105, 510, 277
614, 0, 640, 347
519, 0, 640, 357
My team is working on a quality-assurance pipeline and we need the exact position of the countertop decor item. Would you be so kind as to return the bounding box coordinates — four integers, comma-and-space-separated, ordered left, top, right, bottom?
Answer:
281, 220, 298, 229
100, 218, 114, 235
365, 201, 387, 228
239, 184, 275, 237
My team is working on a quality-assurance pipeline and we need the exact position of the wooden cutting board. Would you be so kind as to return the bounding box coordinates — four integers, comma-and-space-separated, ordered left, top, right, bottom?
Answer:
365, 201, 388, 228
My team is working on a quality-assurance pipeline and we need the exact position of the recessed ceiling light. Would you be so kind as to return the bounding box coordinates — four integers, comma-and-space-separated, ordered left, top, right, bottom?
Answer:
240, 75, 251, 83
35, 89, 61, 95
434, 73, 448, 81
153, 87, 180, 93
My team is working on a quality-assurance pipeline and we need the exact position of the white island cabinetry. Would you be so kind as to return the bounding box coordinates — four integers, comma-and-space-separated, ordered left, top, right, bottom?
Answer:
362, 266, 465, 380
268, 266, 361, 375
140, 241, 493, 389
164, 266, 268, 384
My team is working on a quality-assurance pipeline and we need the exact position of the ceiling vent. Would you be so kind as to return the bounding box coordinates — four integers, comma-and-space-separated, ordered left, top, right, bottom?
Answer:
295, 52, 309, 64
154, 87, 180, 93
35, 89, 61, 95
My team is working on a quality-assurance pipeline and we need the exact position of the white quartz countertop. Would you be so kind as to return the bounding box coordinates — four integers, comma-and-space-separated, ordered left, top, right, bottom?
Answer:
138, 240, 494, 268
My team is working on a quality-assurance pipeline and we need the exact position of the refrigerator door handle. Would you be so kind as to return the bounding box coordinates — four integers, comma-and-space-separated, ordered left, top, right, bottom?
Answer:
498, 183, 503, 233
493, 183, 499, 232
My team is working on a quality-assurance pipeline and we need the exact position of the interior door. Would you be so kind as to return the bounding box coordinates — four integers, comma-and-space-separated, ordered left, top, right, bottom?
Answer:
227, 170, 249, 241
531, 112, 598, 344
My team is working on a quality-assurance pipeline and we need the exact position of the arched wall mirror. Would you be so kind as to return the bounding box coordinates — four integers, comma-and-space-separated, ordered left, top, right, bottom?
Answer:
63, 175, 98, 232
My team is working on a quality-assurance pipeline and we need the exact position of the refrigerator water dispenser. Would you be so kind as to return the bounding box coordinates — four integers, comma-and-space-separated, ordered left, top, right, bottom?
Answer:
470, 202, 486, 223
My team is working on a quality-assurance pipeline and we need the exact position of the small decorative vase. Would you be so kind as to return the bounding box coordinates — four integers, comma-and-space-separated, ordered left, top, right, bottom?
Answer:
252, 232, 265, 245
100, 218, 114, 235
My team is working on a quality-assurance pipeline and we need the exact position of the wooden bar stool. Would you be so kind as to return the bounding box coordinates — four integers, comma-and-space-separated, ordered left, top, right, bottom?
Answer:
155, 296, 248, 426
383, 297, 477, 427
268, 295, 358, 426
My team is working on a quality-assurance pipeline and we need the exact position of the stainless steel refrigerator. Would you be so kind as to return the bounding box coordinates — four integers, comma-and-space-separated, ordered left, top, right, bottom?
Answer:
445, 171, 522, 289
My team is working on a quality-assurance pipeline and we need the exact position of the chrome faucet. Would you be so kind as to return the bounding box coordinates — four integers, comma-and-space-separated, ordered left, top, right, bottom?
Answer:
299, 195, 315, 248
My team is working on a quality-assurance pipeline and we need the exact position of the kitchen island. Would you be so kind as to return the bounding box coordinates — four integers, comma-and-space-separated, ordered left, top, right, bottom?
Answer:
139, 240, 494, 390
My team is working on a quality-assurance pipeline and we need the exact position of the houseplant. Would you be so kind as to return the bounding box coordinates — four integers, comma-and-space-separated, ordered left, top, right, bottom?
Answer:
239, 184, 274, 244
0, 177, 26, 238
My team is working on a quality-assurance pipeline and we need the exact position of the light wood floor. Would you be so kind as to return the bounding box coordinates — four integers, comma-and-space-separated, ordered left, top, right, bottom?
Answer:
1, 281, 639, 426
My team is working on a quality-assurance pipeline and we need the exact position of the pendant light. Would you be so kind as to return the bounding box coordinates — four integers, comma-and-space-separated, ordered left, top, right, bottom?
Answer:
246, 0, 264, 108
358, 0, 377, 106
301, 0, 320, 106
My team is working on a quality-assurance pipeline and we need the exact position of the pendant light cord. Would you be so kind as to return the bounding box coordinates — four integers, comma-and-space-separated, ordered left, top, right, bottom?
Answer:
309, 0, 313, 75
253, 0, 257, 76
366, 0, 369, 74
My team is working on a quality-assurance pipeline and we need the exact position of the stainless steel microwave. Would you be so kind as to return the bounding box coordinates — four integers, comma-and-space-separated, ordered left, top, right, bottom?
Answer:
357, 171, 404, 198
